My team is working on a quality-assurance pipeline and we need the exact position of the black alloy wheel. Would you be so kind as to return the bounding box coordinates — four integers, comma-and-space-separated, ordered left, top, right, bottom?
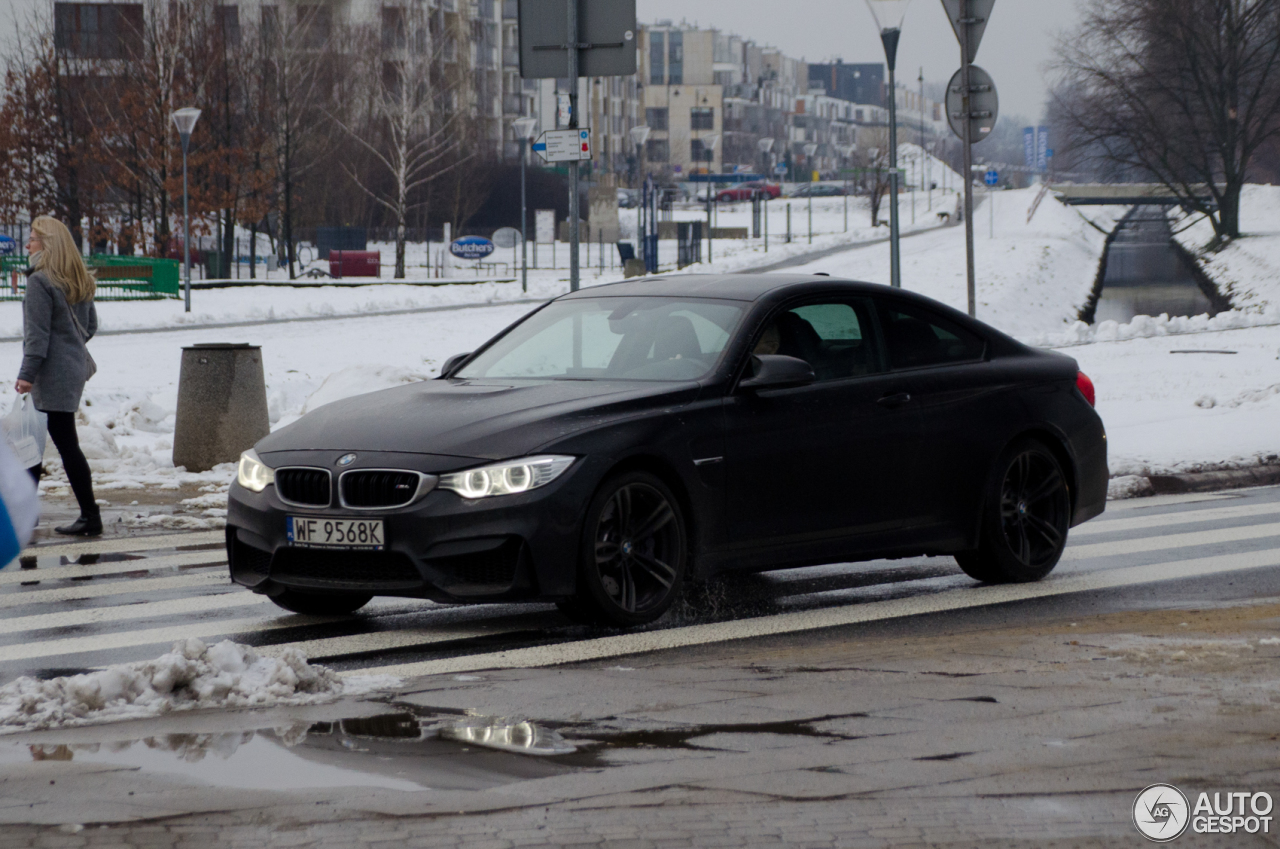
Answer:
560, 471, 688, 627
269, 589, 372, 616
956, 439, 1071, 583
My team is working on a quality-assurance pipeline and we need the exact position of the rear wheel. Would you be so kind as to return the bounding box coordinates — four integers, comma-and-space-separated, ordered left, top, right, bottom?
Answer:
269, 589, 372, 616
956, 439, 1071, 583
558, 471, 688, 627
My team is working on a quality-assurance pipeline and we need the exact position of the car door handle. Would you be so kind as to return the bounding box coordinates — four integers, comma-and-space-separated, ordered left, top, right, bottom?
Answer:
877, 392, 912, 409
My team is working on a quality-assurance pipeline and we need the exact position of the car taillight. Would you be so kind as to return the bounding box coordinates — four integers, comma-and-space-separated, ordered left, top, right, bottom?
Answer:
1076, 371, 1096, 407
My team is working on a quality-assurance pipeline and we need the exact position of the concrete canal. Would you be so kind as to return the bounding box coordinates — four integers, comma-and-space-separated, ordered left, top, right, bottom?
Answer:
1090, 209, 1219, 323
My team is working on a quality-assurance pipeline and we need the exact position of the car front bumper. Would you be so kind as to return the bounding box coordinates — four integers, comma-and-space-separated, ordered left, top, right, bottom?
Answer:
226, 456, 601, 603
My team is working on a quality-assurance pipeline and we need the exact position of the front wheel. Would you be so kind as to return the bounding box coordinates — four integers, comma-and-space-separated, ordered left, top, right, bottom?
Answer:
956, 439, 1071, 583
559, 471, 688, 627
269, 589, 372, 616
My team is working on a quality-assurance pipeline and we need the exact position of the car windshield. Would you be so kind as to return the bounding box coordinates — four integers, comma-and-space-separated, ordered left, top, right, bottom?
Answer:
456, 297, 745, 382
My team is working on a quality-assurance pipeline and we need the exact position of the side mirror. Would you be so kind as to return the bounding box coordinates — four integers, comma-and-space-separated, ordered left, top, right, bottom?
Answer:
441, 352, 472, 377
738, 354, 816, 391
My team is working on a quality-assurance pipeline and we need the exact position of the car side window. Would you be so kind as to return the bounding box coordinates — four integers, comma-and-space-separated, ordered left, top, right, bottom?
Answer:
877, 302, 986, 370
752, 299, 883, 382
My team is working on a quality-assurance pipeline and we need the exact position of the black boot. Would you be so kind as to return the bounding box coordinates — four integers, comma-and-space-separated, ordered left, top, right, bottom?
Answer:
55, 511, 102, 537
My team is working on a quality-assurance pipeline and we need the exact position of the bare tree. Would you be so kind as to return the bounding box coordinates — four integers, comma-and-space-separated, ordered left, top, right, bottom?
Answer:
328, 5, 469, 278
1053, 0, 1280, 242
855, 129, 893, 228
258, 4, 335, 278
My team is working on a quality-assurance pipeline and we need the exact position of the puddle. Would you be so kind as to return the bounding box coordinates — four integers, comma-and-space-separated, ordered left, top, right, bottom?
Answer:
3, 712, 577, 792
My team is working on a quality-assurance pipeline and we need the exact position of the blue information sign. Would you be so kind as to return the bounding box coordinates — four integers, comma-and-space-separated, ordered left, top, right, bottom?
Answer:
449, 236, 496, 260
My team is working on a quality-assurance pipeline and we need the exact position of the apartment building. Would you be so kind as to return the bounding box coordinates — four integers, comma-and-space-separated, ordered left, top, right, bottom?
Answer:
637, 23, 725, 178
48, 0, 507, 152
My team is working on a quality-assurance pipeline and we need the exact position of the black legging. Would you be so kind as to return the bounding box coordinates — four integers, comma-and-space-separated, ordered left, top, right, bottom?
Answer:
29, 411, 98, 517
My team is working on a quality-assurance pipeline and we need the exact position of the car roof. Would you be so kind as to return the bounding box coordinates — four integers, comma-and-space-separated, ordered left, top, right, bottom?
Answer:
558, 273, 885, 302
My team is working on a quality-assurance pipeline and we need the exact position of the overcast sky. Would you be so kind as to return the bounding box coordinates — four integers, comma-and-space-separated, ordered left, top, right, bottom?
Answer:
638, 0, 1086, 121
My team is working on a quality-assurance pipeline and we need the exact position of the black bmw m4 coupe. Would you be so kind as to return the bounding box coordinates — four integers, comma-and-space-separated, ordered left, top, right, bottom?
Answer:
227, 274, 1107, 626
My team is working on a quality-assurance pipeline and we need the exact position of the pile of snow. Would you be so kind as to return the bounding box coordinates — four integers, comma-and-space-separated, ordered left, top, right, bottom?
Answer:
1170, 185, 1280, 311
0, 639, 399, 732
1022, 305, 1280, 348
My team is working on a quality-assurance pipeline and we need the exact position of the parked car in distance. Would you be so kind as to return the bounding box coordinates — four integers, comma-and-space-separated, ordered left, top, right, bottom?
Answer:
716, 181, 782, 202
789, 183, 848, 198
617, 188, 639, 209
227, 274, 1107, 628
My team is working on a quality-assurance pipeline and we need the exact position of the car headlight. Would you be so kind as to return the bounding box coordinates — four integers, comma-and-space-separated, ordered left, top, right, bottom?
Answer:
237, 448, 275, 492
438, 455, 574, 499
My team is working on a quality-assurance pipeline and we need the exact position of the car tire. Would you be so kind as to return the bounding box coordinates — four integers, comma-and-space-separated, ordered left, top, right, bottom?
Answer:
559, 471, 688, 627
956, 438, 1071, 583
269, 589, 372, 616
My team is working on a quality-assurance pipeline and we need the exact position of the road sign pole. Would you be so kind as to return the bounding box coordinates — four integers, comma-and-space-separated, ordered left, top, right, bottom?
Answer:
885, 36, 902, 289
961, 1, 976, 317
563, 0, 578, 291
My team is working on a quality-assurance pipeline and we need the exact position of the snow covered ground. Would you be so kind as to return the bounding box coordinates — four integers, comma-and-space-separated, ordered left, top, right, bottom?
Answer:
1171, 184, 1280, 312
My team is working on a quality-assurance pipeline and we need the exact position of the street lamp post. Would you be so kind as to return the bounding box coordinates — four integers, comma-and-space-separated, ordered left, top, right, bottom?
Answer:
512, 117, 538, 294
629, 125, 651, 265
866, 0, 912, 288
171, 107, 201, 312
803, 142, 818, 244
758, 137, 776, 250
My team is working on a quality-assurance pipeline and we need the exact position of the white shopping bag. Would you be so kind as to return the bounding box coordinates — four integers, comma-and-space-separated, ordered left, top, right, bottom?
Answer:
2, 394, 48, 470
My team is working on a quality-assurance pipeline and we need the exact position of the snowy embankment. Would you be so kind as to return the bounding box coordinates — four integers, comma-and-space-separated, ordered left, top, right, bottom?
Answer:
1169, 184, 1280, 313
787, 187, 1127, 338
0, 639, 398, 733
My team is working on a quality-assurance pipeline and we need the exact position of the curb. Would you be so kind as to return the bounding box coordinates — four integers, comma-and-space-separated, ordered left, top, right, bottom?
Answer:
1142, 464, 1280, 495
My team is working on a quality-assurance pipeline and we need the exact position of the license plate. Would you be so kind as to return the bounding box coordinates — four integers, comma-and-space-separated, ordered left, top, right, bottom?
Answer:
287, 516, 385, 550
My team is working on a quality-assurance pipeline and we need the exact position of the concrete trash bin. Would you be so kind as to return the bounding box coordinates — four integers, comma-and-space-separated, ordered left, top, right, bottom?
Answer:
173, 343, 270, 473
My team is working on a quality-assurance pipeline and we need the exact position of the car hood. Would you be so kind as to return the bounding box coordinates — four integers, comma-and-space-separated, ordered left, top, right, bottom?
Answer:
257, 378, 703, 461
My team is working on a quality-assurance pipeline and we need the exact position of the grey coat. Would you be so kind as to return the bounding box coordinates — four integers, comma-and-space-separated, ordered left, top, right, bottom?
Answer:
19, 270, 98, 412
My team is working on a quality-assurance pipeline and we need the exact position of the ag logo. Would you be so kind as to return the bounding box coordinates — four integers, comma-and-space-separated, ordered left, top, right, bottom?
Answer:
1134, 783, 1190, 841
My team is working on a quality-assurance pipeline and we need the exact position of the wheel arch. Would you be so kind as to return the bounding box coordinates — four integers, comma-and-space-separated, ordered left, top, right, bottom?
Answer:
599, 453, 700, 570
967, 427, 1080, 547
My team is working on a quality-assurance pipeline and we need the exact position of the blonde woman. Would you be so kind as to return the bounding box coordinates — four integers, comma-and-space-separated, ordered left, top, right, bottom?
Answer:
15, 217, 101, 536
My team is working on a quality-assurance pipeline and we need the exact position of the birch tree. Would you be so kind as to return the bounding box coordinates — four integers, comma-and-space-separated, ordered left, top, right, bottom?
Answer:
328, 3, 470, 278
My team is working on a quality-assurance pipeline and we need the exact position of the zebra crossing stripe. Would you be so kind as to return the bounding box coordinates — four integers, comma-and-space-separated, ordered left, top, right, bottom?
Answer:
1061, 520, 1280, 561
0, 551, 226, 587
351, 544, 1280, 680
21, 530, 224, 559
1072, 502, 1280, 536
0, 590, 270, 637
0, 572, 228, 609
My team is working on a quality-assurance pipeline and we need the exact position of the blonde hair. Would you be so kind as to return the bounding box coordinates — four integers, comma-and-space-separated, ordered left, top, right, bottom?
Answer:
31, 216, 96, 304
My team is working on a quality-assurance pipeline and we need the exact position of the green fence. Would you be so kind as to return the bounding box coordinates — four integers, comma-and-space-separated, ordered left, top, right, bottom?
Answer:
0, 255, 181, 301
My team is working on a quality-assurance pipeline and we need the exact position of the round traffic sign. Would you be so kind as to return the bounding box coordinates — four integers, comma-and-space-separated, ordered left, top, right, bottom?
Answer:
984, 169, 999, 186
945, 65, 999, 143
491, 227, 521, 249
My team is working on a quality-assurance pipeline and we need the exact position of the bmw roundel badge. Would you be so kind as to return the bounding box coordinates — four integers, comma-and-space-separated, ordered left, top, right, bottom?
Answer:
337, 453, 357, 466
